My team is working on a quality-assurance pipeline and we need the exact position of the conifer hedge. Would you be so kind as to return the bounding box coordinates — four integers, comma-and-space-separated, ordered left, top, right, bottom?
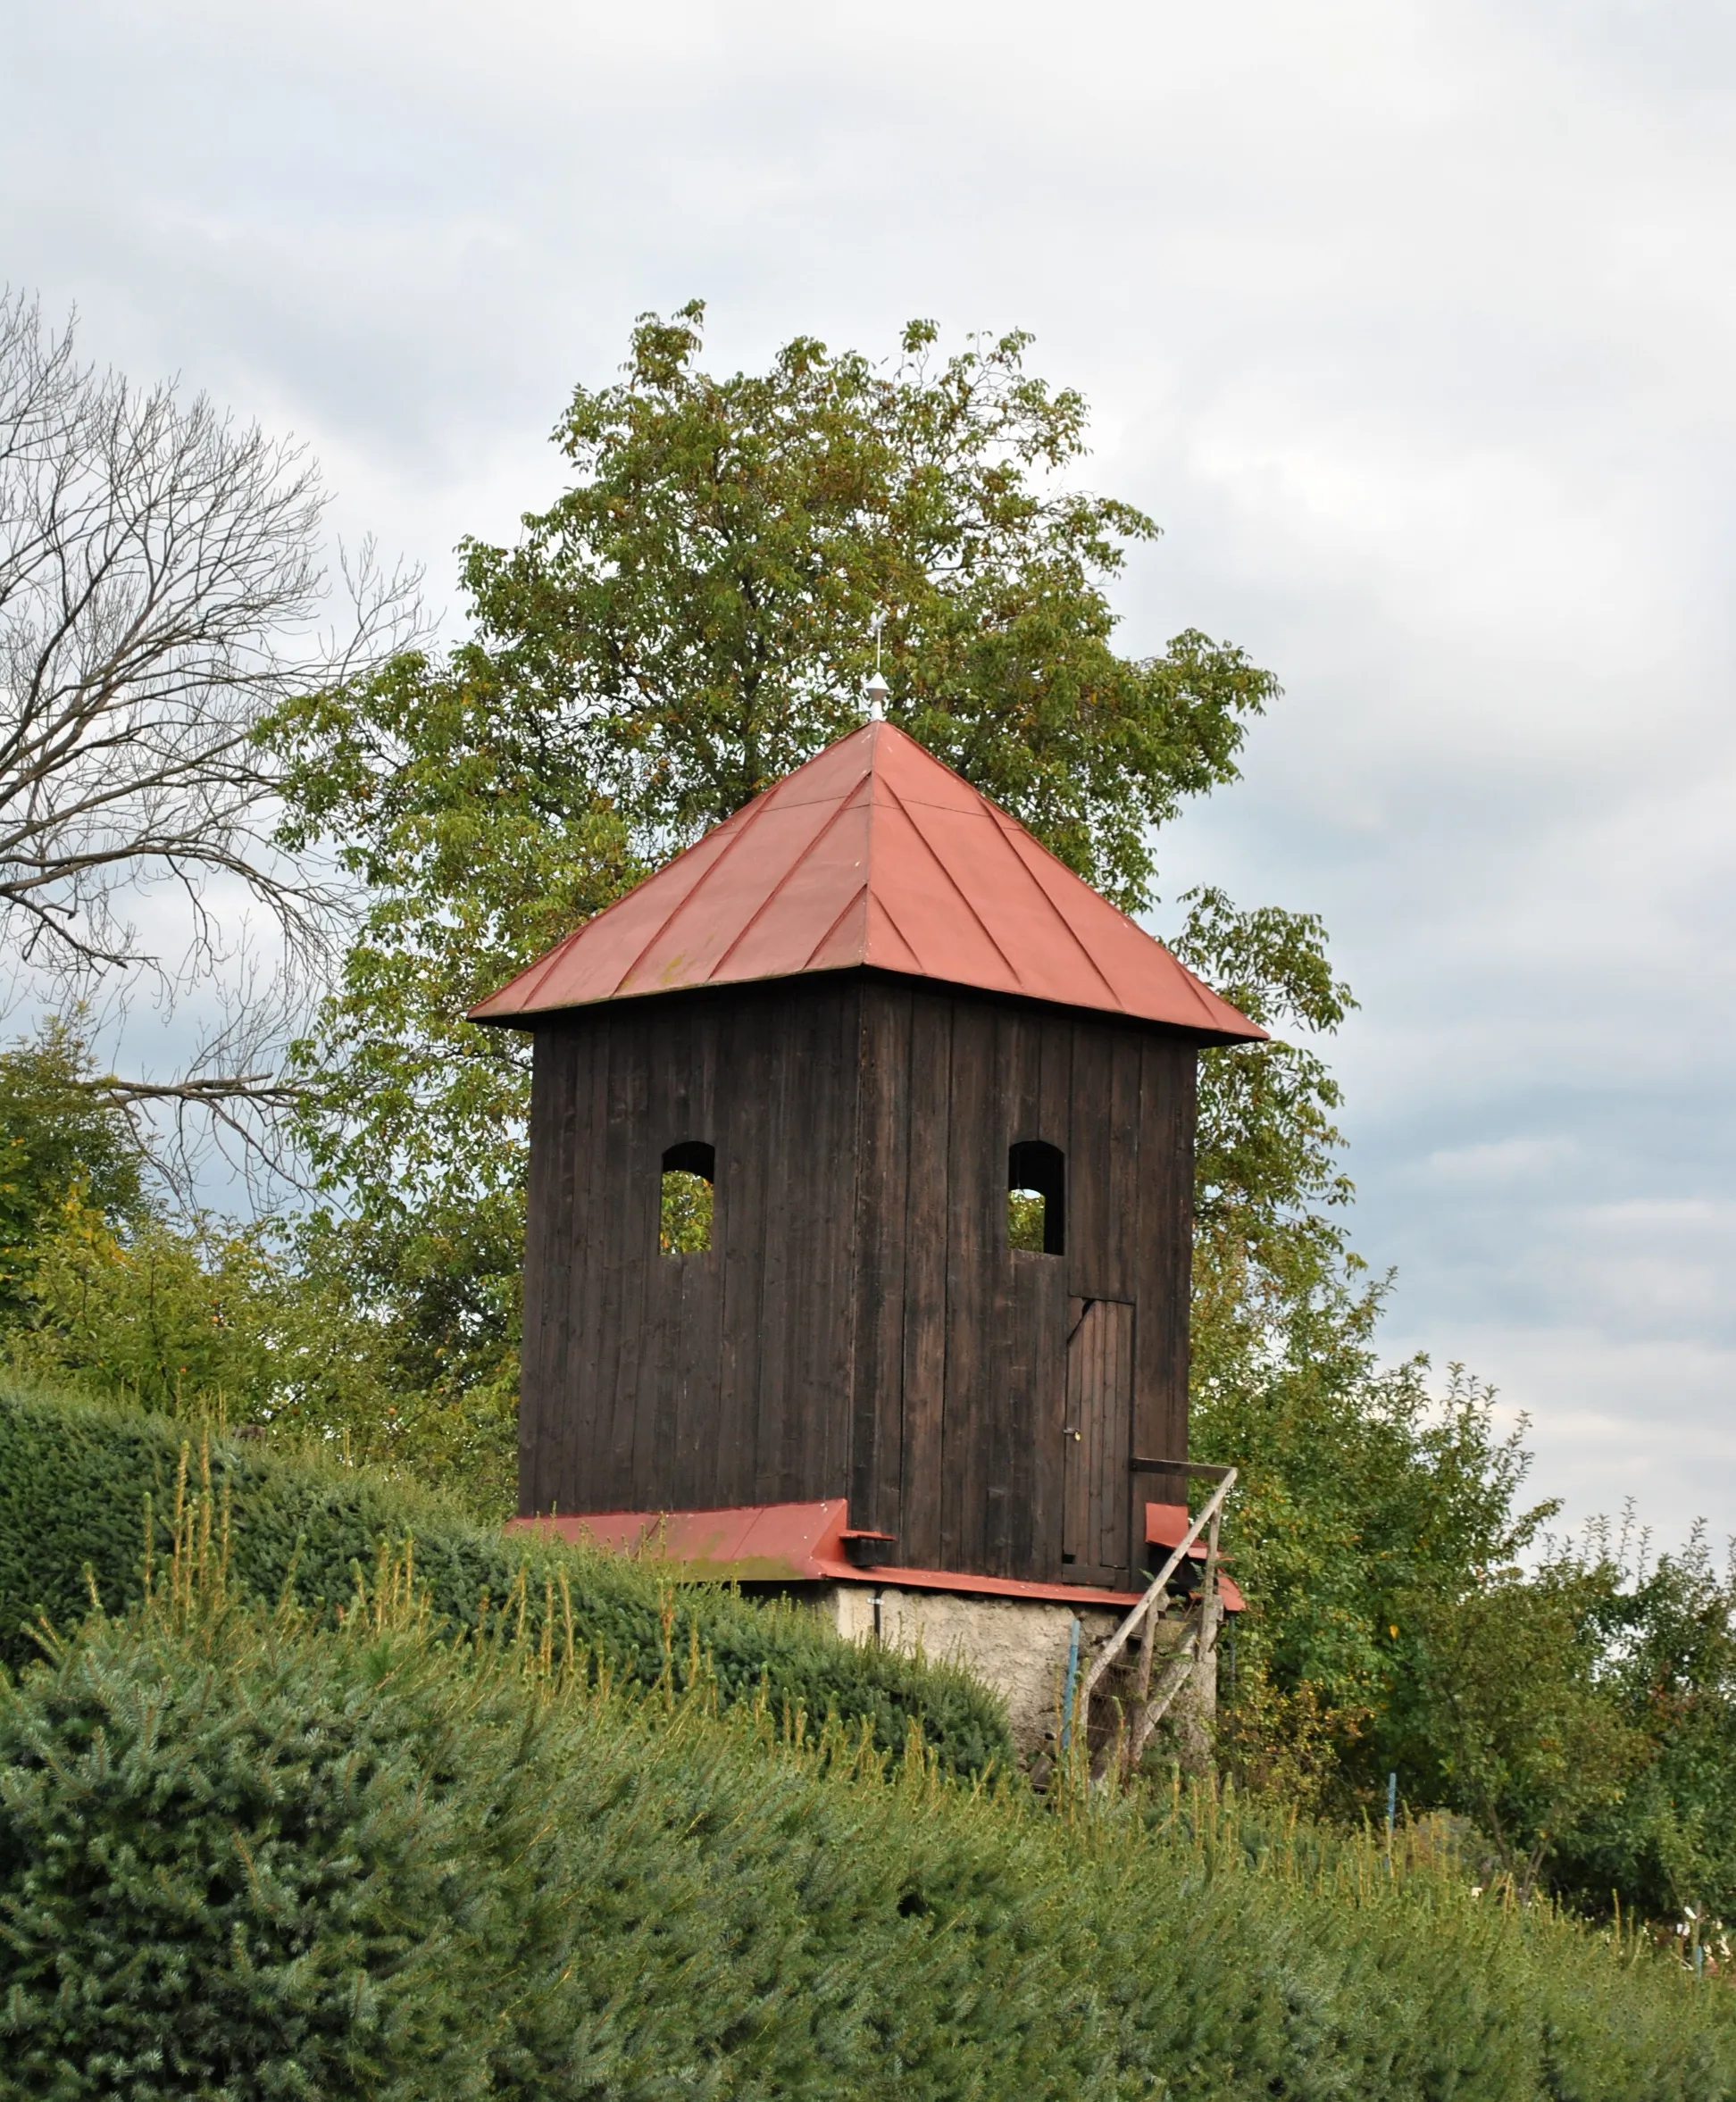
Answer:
3, 1571, 1733, 2101
0, 1382, 1012, 1776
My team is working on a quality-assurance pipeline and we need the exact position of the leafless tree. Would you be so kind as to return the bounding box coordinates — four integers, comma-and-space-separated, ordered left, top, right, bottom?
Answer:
0, 291, 419, 1193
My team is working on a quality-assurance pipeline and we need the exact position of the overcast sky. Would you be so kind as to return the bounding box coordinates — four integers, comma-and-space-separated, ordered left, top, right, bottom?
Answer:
6, 0, 1734, 1546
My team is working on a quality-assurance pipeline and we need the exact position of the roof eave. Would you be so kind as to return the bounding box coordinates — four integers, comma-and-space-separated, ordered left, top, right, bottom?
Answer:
465, 960, 1266, 1046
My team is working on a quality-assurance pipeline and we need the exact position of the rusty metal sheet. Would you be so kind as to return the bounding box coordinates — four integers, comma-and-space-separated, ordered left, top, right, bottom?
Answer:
511, 1499, 853, 1583
508, 1497, 1145, 1606
470, 723, 1264, 1044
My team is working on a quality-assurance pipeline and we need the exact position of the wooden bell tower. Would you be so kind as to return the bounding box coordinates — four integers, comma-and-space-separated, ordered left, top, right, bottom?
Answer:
472, 723, 1261, 1593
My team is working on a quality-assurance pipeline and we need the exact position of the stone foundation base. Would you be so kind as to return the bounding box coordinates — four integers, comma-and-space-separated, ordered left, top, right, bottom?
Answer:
818, 1581, 1214, 1761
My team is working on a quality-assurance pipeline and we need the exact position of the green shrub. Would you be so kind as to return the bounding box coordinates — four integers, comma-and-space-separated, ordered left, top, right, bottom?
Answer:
3, 1569, 1732, 2102
0, 1380, 1012, 1779
0, 1598, 572, 2098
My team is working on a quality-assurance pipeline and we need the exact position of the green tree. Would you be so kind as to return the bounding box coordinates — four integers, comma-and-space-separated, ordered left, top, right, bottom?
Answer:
0, 1018, 144, 1317
271, 650, 637, 1490
1196, 1280, 1564, 1801
459, 302, 1273, 903
268, 304, 1306, 1494
1173, 884, 1357, 1357
1384, 1547, 1645, 1896
1546, 1523, 1736, 1923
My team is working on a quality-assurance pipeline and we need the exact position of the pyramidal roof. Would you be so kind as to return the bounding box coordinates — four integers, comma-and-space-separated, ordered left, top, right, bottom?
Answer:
469, 722, 1264, 1043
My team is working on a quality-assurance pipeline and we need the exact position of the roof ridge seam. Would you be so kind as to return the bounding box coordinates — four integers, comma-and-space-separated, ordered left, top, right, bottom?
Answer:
860, 885, 924, 971
878, 771, 1026, 990
706, 771, 874, 980
971, 783, 1226, 1027
976, 802, 1127, 1010
797, 880, 872, 971
607, 753, 838, 993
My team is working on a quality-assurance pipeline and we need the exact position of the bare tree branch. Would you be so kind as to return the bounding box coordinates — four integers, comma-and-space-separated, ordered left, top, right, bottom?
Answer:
93, 1072, 306, 1111
0, 290, 421, 1189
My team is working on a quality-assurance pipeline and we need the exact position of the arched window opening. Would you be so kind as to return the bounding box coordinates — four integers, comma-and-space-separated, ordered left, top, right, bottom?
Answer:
1007, 1139, 1065, 1255
660, 1141, 715, 1255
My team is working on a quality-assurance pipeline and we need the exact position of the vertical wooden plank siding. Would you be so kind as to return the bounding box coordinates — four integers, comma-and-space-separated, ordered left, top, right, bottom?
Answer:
518, 978, 1198, 1592
994, 1011, 1039, 1575
713, 993, 764, 1506
1066, 1024, 1112, 1297
1134, 1035, 1197, 1504
940, 1001, 995, 1571
667, 997, 722, 1509
1095, 1301, 1135, 1573
897, 991, 953, 1569
849, 988, 910, 1536
563, 1024, 610, 1512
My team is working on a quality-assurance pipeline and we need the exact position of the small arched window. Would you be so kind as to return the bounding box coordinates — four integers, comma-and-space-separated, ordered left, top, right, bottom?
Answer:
660, 1141, 715, 1255
1007, 1140, 1065, 1255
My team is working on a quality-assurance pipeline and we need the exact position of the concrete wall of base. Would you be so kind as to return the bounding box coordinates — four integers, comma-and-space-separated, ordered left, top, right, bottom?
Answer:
814, 1583, 1131, 1756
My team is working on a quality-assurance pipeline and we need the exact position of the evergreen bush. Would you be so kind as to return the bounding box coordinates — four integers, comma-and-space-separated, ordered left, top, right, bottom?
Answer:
0, 1381, 1011, 1778
3, 1551, 1732, 2102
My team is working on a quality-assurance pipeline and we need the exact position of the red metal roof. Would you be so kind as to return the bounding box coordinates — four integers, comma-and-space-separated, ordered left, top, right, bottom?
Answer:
1146, 1503, 1246, 1613
507, 1499, 1145, 1607
470, 722, 1264, 1042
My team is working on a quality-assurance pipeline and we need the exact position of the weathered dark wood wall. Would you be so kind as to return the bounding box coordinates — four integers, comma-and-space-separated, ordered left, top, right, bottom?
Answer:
847, 982, 1195, 1588
519, 972, 1196, 1589
520, 979, 863, 1522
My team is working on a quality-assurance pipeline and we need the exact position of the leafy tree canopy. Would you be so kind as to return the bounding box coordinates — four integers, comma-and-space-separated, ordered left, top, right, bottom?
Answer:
267, 304, 1320, 1445
460, 302, 1275, 904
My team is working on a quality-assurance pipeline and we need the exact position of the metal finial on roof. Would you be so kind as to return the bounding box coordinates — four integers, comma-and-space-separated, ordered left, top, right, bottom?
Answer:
864, 609, 889, 721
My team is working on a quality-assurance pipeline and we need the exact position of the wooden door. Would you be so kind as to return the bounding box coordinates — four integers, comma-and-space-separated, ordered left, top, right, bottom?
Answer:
1064, 1297, 1133, 1581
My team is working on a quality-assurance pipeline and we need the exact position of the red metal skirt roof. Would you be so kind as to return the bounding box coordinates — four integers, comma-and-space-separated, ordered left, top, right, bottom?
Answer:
471, 722, 1263, 1043
1146, 1502, 1246, 1613
509, 1500, 1145, 1606
508, 1498, 1244, 1611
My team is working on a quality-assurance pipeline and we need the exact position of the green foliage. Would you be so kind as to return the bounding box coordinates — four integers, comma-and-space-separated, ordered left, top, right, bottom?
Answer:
263, 652, 640, 1475
0, 1580, 575, 2098
4, 1572, 1732, 2101
1543, 1524, 1736, 1924
464, 303, 1274, 905
0, 1020, 143, 1319
1195, 1276, 1736, 1922
1168, 895, 1660, 1887
0, 1380, 1012, 1780
1007, 1188, 1047, 1253
658, 1168, 713, 1255
0, 999, 524, 1514
4, 1198, 283, 1419
1200, 1305, 1548, 1731
1173, 884, 1357, 1330
1384, 1547, 1648, 1896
